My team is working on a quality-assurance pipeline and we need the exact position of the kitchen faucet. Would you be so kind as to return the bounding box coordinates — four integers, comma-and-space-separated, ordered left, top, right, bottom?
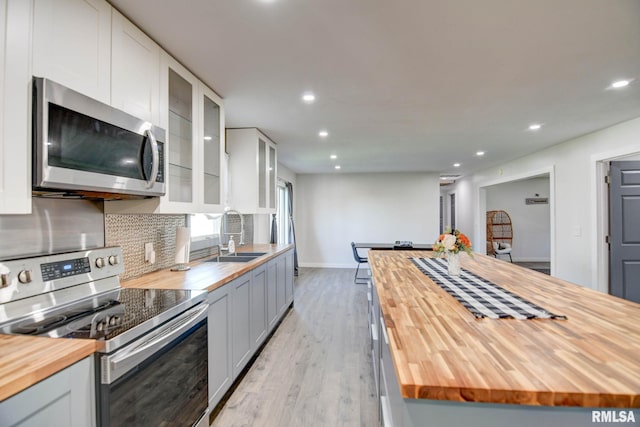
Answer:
220, 209, 245, 251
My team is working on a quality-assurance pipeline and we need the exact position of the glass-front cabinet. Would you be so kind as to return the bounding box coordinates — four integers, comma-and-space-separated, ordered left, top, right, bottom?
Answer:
105, 51, 225, 214
200, 84, 224, 209
227, 128, 277, 214
167, 66, 195, 205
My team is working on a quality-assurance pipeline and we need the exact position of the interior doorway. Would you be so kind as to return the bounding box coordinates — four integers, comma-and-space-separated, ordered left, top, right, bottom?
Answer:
594, 152, 640, 299
475, 166, 555, 277
484, 175, 551, 274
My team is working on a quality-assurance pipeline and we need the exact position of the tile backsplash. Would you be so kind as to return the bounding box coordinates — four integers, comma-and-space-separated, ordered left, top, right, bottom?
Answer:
105, 213, 255, 281
105, 214, 187, 280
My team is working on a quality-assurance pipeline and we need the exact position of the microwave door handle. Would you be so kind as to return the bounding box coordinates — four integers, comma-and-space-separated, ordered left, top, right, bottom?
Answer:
145, 128, 160, 189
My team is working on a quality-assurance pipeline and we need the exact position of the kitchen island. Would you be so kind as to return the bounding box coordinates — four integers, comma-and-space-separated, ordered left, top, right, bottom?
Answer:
369, 250, 640, 426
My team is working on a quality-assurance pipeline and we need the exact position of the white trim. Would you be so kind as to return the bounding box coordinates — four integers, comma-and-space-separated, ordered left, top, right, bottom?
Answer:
474, 166, 556, 276
590, 148, 640, 294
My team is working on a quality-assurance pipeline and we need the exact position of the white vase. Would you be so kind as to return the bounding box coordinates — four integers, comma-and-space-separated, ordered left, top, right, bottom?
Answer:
447, 252, 461, 276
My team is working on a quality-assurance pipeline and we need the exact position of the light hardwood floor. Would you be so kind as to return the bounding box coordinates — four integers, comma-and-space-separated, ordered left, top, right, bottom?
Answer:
210, 268, 379, 427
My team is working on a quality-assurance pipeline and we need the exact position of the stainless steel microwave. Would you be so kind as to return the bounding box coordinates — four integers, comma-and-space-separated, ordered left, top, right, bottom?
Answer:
32, 77, 166, 199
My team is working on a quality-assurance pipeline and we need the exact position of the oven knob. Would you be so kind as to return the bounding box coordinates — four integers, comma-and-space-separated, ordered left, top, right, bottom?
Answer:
96, 321, 104, 332
108, 255, 119, 266
17, 270, 32, 284
95, 257, 105, 269
109, 316, 119, 326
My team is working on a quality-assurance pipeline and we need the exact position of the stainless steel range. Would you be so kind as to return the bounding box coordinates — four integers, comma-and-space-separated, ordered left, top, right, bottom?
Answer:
0, 247, 209, 427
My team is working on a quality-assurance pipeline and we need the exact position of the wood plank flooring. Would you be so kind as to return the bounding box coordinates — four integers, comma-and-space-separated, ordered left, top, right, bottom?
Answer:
210, 268, 379, 427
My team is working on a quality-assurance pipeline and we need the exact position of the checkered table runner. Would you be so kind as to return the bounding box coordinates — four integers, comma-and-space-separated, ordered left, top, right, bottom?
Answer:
411, 257, 567, 320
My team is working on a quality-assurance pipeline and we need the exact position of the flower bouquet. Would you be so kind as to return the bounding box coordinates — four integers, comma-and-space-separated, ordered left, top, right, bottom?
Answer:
433, 228, 472, 276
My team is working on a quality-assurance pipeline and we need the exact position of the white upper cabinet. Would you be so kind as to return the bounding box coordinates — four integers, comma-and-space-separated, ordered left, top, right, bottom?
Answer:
111, 9, 160, 125
227, 128, 277, 214
105, 52, 226, 214
164, 54, 197, 210
199, 83, 226, 211
0, 0, 33, 214
32, 0, 111, 104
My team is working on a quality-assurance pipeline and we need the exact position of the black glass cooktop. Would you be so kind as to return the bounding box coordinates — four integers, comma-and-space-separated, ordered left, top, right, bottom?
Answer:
1, 288, 205, 344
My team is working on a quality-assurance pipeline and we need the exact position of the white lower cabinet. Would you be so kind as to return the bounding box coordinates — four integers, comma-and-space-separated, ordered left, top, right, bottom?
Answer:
207, 284, 233, 411
231, 274, 252, 378
276, 254, 287, 317
374, 282, 404, 427
0, 357, 95, 427
266, 259, 278, 331
208, 249, 294, 411
250, 265, 268, 349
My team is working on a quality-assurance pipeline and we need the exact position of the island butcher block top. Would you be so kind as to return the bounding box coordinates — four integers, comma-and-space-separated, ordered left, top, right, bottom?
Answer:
369, 250, 640, 408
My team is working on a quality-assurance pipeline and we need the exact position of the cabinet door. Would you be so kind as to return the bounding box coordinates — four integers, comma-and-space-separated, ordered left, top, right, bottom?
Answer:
266, 260, 278, 331
164, 55, 197, 208
0, 0, 32, 214
231, 274, 252, 378
111, 9, 160, 124
276, 254, 287, 317
199, 83, 225, 211
285, 250, 294, 305
0, 357, 95, 427
208, 285, 233, 410
268, 143, 277, 210
250, 266, 267, 349
32, 0, 111, 104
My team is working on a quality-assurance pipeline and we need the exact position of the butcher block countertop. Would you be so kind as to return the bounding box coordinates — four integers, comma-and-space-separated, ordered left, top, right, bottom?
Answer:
121, 243, 294, 291
0, 335, 101, 402
369, 250, 640, 408
0, 243, 293, 402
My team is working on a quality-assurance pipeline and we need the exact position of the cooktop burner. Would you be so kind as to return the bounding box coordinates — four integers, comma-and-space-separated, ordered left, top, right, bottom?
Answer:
0, 247, 207, 353
0, 287, 205, 351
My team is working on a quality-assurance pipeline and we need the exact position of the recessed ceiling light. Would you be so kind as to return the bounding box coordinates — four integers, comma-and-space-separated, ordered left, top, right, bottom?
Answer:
528, 124, 542, 131
334, 165, 341, 170
302, 92, 316, 103
319, 130, 329, 138
330, 154, 337, 160
453, 163, 461, 167
611, 79, 631, 89
476, 151, 485, 156
204, 136, 212, 140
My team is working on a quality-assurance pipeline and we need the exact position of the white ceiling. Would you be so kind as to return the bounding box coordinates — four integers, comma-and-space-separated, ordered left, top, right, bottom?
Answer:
109, 0, 640, 176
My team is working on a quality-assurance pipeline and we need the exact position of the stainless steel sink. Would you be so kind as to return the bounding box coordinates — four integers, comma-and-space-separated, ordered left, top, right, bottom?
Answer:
232, 252, 267, 257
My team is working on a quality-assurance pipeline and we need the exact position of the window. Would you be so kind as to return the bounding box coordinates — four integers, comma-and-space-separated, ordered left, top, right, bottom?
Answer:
189, 213, 222, 251
276, 184, 290, 244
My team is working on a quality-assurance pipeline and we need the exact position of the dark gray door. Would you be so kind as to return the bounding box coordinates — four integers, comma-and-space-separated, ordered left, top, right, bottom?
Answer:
609, 161, 640, 303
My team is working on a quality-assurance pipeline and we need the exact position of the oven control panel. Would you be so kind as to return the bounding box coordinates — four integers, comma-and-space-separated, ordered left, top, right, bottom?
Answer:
41, 257, 92, 281
0, 247, 124, 305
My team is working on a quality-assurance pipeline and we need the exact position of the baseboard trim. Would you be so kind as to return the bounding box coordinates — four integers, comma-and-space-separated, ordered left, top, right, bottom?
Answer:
299, 262, 367, 269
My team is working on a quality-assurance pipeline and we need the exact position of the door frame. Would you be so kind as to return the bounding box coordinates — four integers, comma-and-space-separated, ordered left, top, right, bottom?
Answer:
591, 148, 640, 294
474, 166, 555, 275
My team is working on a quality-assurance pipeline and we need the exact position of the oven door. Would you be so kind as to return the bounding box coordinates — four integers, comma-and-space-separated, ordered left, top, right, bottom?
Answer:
98, 303, 208, 427
33, 77, 166, 197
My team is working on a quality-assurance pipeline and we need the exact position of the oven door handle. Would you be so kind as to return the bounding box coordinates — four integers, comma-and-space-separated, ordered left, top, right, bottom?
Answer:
102, 303, 208, 384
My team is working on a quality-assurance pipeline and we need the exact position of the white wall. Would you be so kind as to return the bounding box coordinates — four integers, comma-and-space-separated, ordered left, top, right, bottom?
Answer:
296, 172, 440, 267
450, 116, 640, 290
485, 177, 550, 262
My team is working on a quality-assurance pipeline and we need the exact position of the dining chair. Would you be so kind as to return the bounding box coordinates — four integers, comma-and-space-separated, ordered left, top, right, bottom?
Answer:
351, 242, 369, 284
